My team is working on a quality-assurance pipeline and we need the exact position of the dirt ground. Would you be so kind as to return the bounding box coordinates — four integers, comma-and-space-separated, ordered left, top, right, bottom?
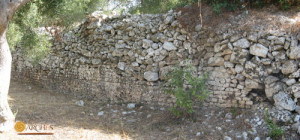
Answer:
0, 80, 297, 140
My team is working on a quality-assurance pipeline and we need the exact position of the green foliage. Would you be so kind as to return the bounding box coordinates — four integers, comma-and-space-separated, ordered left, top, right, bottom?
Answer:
204, 0, 240, 14
163, 63, 210, 117
7, 0, 105, 63
130, 0, 198, 14
264, 109, 285, 138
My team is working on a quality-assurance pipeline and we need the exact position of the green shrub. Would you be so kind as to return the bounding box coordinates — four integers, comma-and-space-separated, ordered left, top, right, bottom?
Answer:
264, 108, 285, 138
130, 0, 198, 14
163, 64, 210, 117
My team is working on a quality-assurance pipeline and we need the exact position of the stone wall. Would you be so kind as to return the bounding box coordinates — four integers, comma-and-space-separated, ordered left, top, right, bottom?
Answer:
12, 10, 300, 111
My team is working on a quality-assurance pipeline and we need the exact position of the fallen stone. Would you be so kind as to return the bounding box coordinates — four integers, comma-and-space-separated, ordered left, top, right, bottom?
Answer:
273, 91, 296, 111
127, 103, 136, 109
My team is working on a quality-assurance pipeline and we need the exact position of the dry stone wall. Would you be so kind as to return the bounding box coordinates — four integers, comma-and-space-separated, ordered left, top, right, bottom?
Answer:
12, 10, 300, 114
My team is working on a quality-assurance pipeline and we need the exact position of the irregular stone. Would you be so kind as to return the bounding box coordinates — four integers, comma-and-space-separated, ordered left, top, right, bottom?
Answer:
250, 44, 268, 58
273, 91, 296, 111
162, 42, 177, 51
233, 38, 250, 49
235, 65, 244, 73
285, 79, 296, 86
195, 24, 202, 32
142, 39, 153, 49
144, 71, 159, 82
118, 62, 126, 71
265, 82, 283, 101
268, 108, 292, 123
274, 37, 285, 45
289, 69, 300, 78
245, 79, 262, 89
127, 103, 136, 109
281, 60, 298, 75
224, 136, 232, 140
292, 84, 300, 98
208, 57, 224, 66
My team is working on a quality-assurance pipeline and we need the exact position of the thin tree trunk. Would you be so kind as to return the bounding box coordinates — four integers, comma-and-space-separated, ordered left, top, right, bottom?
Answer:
0, 30, 14, 132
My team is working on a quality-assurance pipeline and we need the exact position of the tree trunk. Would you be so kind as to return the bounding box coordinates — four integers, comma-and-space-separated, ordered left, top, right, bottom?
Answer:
0, 30, 14, 132
0, 0, 32, 132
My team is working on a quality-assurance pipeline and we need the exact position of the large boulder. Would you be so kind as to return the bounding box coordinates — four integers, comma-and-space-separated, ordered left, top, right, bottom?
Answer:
273, 91, 296, 111
250, 44, 268, 58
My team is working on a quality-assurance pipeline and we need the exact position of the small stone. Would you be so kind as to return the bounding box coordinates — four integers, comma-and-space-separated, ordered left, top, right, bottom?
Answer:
118, 62, 126, 71
75, 100, 84, 106
144, 71, 159, 82
286, 79, 296, 86
196, 132, 201, 136
250, 44, 268, 58
195, 24, 202, 32
281, 60, 298, 75
97, 111, 104, 116
242, 132, 248, 140
162, 41, 177, 51
254, 137, 260, 140
127, 103, 136, 109
208, 57, 224, 66
233, 38, 250, 49
224, 136, 232, 140
142, 39, 153, 49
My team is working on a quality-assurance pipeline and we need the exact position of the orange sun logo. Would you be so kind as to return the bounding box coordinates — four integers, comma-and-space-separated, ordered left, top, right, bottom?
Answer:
14, 121, 26, 132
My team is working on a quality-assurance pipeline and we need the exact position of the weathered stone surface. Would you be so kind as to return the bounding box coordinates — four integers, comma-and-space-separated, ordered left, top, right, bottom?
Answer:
281, 60, 298, 75
162, 41, 177, 51
250, 44, 268, 58
208, 57, 225, 66
118, 62, 126, 71
245, 79, 262, 89
144, 71, 159, 82
233, 38, 250, 49
268, 108, 292, 123
273, 91, 296, 111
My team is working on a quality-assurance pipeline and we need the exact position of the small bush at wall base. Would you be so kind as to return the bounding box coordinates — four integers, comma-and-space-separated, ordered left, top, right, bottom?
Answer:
264, 108, 285, 138
163, 64, 210, 117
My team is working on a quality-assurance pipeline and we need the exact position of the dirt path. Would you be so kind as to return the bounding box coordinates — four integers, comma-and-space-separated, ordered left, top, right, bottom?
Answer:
1, 81, 299, 140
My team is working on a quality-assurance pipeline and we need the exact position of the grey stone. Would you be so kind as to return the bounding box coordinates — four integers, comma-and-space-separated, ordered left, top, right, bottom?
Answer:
97, 111, 104, 116
142, 39, 153, 49
162, 41, 177, 51
250, 44, 268, 58
195, 24, 202, 32
273, 91, 296, 111
118, 62, 126, 71
281, 60, 298, 75
144, 71, 159, 82
233, 38, 250, 49
127, 103, 136, 109
268, 108, 292, 123
224, 136, 232, 140
75, 100, 84, 106
286, 79, 296, 86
